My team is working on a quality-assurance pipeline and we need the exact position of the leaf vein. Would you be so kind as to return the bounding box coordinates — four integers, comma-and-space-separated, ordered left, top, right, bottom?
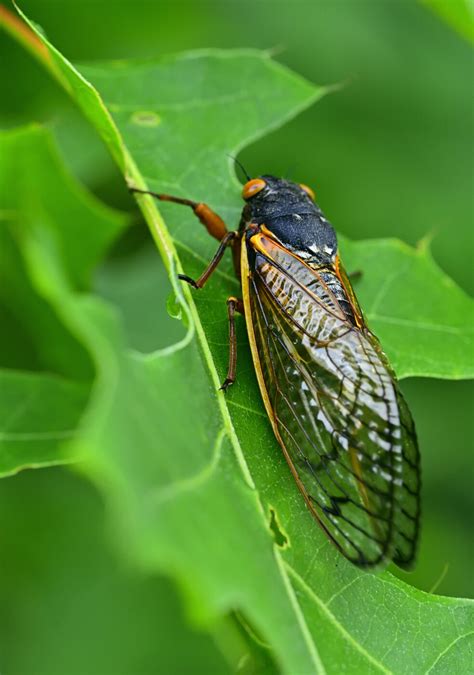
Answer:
424, 631, 474, 674
285, 562, 392, 674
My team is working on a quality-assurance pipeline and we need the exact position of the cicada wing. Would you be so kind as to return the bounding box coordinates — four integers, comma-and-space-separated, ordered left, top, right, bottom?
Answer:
390, 388, 420, 568
248, 240, 420, 568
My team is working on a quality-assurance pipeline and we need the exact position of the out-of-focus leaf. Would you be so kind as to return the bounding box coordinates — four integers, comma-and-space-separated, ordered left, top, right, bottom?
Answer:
420, 0, 474, 43
0, 124, 127, 289
0, 370, 88, 476
95, 242, 185, 352
0, 468, 234, 675
3, 8, 474, 673
0, 125, 127, 380
0, 125, 129, 473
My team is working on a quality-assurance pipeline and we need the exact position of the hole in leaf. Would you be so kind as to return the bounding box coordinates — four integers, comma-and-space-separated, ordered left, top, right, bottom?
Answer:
268, 507, 289, 548
131, 110, 161, 127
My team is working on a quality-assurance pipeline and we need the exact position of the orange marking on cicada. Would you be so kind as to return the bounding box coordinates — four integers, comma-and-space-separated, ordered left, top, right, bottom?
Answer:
334, 254, 364, 329
194, 202, 227, 241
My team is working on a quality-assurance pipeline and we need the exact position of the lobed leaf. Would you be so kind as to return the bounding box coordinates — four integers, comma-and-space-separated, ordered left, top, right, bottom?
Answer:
340, 236, 474, 379
2, 6, 473, 673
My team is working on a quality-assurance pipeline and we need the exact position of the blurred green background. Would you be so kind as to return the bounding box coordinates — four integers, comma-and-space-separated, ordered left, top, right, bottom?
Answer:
1, 1, 473, 672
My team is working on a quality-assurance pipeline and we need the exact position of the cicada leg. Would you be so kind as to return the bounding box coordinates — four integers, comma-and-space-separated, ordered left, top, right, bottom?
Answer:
130, 186, 239, 288
131, 186, 244, 389
178, 230, 237, 289
129, 186, 228, 240
220, 296, 244, 392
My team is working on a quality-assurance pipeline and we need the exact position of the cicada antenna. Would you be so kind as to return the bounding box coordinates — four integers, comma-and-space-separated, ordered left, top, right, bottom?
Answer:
227, 153, 251, 182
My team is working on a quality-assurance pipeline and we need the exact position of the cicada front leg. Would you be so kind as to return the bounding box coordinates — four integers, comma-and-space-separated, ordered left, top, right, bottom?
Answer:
130, 185, 243, 390
130, 186, 239, 288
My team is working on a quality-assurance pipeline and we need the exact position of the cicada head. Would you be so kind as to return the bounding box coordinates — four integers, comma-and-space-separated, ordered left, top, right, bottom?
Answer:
241, 175, 337, 264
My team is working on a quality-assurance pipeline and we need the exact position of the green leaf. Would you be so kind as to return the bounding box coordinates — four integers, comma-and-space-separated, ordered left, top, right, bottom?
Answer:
420, 0, 474, 43
0, 468, 235, 675
95, 243, 185, 353
6, 7, 474, 673
0, 370, 89, 476
339, 236, 474, 379
0, 124, 128, 474
0, 124, 127, 380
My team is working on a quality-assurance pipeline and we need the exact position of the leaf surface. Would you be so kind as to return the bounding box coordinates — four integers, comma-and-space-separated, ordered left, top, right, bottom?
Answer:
340, 236, 474, 379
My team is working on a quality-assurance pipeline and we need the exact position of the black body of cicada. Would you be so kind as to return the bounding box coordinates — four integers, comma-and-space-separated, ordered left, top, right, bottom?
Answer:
241, 175, 337, 262
131, 173, 421, 570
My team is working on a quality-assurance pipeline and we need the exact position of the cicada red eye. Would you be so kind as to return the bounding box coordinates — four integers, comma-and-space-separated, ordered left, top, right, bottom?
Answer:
299, 183, 315, 201
242, 178, 266, 200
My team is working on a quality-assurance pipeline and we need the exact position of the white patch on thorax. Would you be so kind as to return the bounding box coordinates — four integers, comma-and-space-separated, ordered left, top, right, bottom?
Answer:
294, 249, 312, 259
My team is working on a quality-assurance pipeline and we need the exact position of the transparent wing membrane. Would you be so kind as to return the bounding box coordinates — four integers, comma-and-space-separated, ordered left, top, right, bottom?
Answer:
248, 238, 420, 568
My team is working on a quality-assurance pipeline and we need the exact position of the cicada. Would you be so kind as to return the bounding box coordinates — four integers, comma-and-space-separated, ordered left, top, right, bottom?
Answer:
132, 174, 421, 569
